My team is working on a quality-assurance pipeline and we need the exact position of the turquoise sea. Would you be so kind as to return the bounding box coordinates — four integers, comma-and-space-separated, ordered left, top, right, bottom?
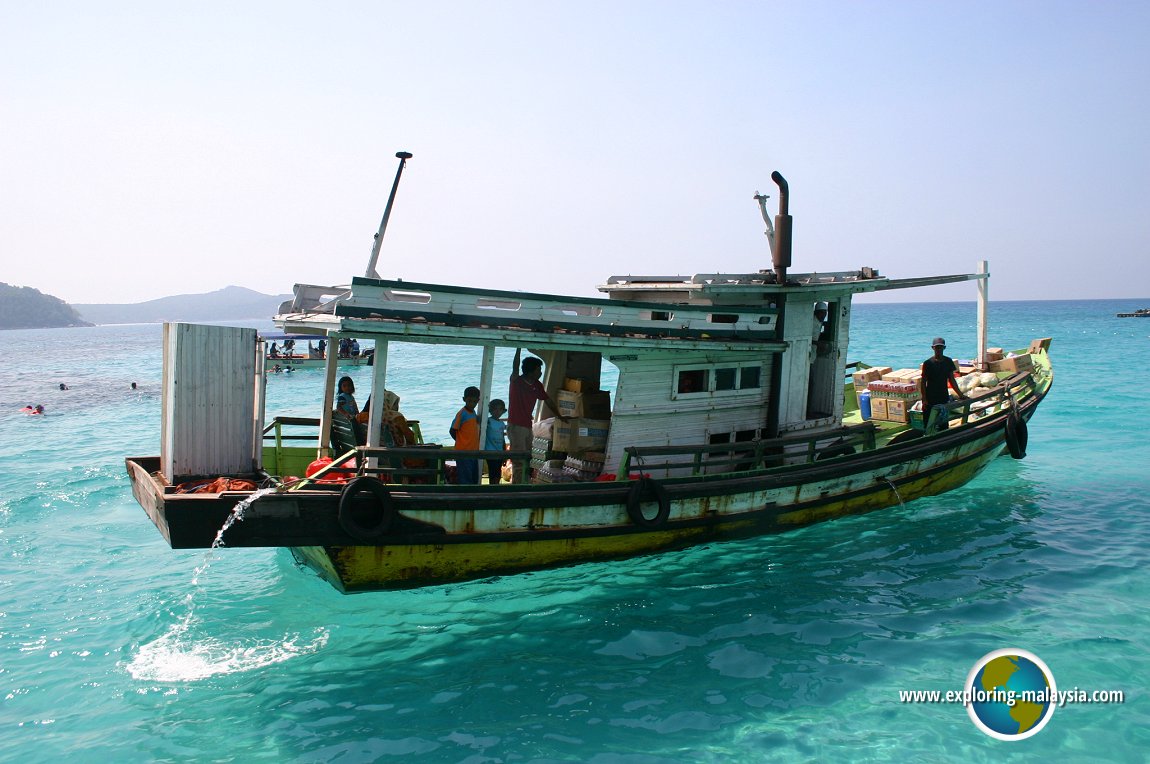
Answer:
2, 298, 1148, 762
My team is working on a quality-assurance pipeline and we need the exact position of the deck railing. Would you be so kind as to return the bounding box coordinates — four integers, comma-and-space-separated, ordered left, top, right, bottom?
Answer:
618, 422, 878, 479
295, 446, 533, 487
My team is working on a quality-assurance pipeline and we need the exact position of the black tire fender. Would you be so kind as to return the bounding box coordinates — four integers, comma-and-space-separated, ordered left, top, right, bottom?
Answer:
626, 477, 671, 528
1005, 409, 1028, 460
338, 477, 396, 540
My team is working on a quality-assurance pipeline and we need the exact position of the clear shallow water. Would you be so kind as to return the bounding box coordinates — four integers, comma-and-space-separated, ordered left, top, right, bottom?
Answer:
2, 299, 1148, 762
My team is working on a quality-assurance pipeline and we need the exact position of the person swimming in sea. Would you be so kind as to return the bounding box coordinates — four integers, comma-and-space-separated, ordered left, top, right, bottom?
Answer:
21, 404, 45, 415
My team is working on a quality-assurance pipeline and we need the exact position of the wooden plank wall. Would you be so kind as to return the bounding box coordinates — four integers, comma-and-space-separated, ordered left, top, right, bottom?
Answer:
161, 323, 259, 482
602, 351, 772, 475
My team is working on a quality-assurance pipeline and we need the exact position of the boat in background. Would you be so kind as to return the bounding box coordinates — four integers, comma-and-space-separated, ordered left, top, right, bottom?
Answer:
265, 333, 372, 369
126, 160, 1054, 593
1116, 308, 1150, 318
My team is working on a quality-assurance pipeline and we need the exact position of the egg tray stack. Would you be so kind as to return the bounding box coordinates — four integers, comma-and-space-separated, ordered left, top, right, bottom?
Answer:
562, 452, 605, 482
531, 436, 567, 473
536, 459, 576, 483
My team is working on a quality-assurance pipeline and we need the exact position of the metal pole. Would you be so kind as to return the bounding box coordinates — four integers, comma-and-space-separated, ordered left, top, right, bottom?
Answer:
977, 260, 989, 370
364, 151, 414, 279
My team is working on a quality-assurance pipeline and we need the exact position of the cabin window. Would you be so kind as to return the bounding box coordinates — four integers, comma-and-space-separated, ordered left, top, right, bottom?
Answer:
677, 369, 709, 394
673, 363, 764, 399
707, 429, 758, 446
740, 366, 761, 389
709, 314, 739, 324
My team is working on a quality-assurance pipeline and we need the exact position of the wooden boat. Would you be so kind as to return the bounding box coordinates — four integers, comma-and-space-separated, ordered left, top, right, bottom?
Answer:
264, 333, 372, 369
125, 167, 1053, 593
1116, 308, 1150, 318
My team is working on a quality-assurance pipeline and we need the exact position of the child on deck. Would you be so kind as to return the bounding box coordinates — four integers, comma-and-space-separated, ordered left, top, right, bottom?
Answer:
450, 386, 482, 484
484, 398, 508, 484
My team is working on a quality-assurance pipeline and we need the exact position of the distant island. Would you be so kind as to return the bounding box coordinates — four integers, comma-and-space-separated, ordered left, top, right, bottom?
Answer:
73, 286, 293, 325
0, 283, 93, 329
0, 284, 293, 329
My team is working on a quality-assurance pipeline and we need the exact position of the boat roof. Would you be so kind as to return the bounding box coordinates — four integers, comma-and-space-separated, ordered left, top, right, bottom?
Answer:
274, 269, 984, 351
600, 269, 982, 300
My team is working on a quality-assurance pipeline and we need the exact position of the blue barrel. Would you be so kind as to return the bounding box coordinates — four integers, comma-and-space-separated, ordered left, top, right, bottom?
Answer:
859, 390, 872, 420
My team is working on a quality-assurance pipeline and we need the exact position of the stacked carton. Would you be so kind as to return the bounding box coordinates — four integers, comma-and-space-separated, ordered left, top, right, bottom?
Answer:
881, 368, 922, 384
988, 353, 1033, 374
866, 379, 919, 423
552, 378, 612, 466
852, 366, 892, 391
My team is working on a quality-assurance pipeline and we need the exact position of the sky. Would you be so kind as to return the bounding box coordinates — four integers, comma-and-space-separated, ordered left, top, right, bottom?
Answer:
2, 1, 1148, 305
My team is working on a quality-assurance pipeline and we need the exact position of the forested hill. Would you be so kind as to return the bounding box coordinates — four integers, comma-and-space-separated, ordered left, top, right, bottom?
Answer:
0, 283, 93, 329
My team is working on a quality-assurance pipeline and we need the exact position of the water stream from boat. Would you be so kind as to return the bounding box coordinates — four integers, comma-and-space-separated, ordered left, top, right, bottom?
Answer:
883, 477, 906, 508
127, 488, 328, 680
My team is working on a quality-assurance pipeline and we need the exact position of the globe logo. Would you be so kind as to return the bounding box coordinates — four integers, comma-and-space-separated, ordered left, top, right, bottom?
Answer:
965, 649, 1057, 740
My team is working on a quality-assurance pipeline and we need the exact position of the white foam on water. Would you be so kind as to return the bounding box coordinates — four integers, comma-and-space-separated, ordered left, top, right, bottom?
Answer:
128, 627, 329, 681
127, 487, 329, 681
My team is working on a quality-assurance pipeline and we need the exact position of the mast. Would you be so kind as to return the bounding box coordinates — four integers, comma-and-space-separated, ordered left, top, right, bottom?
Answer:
364, 151, 413, 280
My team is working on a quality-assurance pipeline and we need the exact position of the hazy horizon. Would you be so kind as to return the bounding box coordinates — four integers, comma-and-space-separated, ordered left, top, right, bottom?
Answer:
52, 283, 1150, 309
3, 3, 1147, 305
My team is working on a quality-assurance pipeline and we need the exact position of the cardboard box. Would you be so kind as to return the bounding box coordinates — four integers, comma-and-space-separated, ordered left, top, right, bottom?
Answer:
882, 368, 918, 382
989, 354, 1033, 374
869, 397, 889, 421
551, 420, 574, 451
582, 390, 612, 419
1028, 337, 1052, 354
886, 398, 908, 423
554, 390, 581, 419
852, 367, 885, 389
555, 389, 612, 419
563, 377, 593, 393
986, 347, 1005, 362
572, 418, 611, 451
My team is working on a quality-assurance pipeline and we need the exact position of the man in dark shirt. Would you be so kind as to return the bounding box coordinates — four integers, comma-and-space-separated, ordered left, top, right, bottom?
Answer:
507, 348, 567, 483
919, 337, 965, 430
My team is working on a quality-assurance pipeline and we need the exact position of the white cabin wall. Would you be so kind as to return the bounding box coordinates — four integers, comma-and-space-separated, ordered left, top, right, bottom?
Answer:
602, 351, 772, 474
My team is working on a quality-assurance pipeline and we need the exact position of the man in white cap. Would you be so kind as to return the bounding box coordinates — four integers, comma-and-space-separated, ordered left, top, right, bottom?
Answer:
813, 301, 829, 341
919, 337, 965, 430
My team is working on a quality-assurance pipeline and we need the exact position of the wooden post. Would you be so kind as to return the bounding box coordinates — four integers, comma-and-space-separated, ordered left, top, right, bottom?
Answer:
478, 345, 496, 456
366, 340, 390, 473
319, 337, 339, 459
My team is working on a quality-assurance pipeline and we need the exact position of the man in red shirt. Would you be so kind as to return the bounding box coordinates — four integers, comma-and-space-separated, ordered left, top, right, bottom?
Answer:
507, 348, 566, 483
